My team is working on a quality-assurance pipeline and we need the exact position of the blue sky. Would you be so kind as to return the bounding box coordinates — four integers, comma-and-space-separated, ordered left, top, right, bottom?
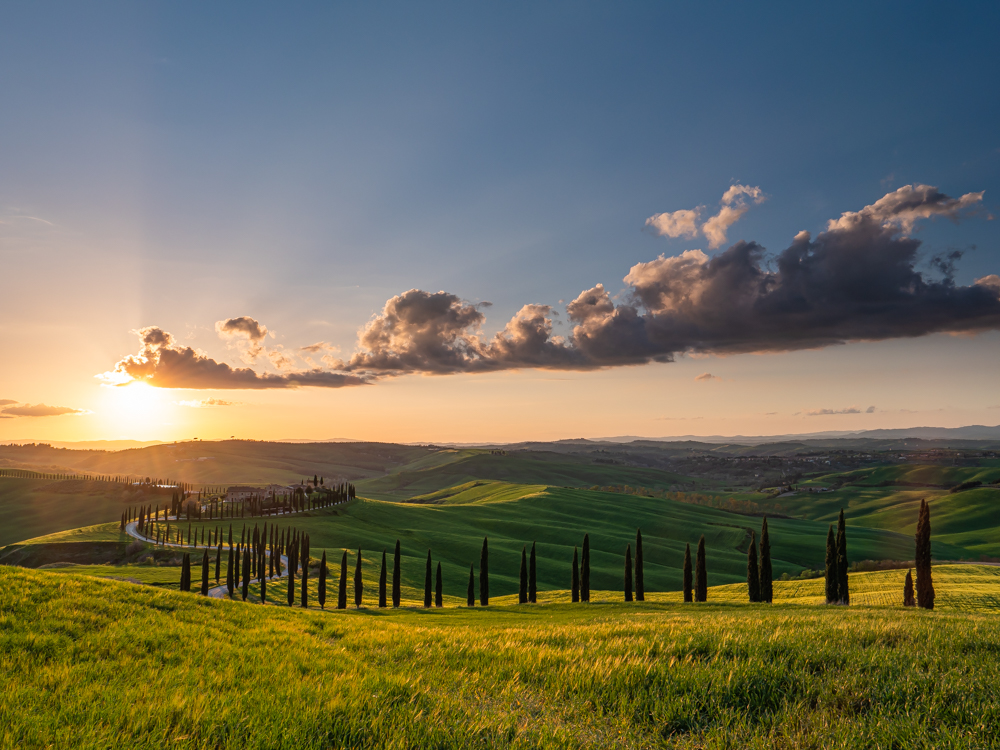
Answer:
1, 2, 998, 442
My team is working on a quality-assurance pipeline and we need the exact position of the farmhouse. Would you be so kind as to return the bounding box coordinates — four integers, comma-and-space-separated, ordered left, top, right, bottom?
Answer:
225, 484, 291, 502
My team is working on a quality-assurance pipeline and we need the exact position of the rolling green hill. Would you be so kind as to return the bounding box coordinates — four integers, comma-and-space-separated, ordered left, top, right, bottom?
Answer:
4, 566, 1000, 749
0, 478, 173, 547
356, 450, 697, 500
17, 484, 966, 599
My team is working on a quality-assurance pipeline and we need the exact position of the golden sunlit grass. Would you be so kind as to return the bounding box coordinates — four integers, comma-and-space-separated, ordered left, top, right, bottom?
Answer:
3, 565, 1000, 749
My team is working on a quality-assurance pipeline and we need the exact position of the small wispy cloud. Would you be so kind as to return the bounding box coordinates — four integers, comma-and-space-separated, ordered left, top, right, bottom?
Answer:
1, 403, 89, 417
175, 398, 240, 408
800, 405, 876, 416
694, 372, 721, 382
645, 184, 766, 249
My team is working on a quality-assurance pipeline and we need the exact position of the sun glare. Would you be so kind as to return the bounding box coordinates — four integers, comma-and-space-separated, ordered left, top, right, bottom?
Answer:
99, 383, 174, 438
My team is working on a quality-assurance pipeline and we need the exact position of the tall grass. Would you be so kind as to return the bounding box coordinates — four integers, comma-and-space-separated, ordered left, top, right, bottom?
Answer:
3, 566, 1000, 749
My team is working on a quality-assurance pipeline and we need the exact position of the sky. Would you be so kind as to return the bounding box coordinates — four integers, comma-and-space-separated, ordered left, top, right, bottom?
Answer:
1, 1, 999, 444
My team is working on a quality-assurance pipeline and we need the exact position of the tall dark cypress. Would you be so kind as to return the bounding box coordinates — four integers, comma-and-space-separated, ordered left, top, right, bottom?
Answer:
435, 562, 443, 608
683, 543, 693, 603
181, 552, 191, 592
915, 499, 935, 609
695, 535, 707, 602
354, 548, 363, 608
746, 531, 760, 602
318, 551, 328, 610
759, 517, 772, 603
836, 509, 849, 605
215, 542, 222, 583
260, 562, 266, 604
300, 535, 309, 608
287, 566, 295, 607
338, 550, 348, 609
234, 544, 241, 594
392, 540, 402, 608
424, 550, 433, 608
379, 550, 387, 608
479, 537, 490, 606
467, 564, 475, 607
241, 545, 250, 601
201, 549, 209, 596
571, 547, 580, 603
903, 569, 916, 607
635, 530, 645, 602
518, 547, 528, 604
528, 542, 537, 604
624, 543, 633, 602
824, 525, 838, 604
226, 545, 234, 598
581, 534, 591, 603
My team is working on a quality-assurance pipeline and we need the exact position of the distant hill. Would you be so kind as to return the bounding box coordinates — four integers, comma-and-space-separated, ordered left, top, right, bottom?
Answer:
593, 424, 1000, 444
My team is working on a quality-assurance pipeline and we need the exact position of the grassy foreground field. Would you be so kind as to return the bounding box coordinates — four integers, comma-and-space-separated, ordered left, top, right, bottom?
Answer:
3, 566, 1000, 749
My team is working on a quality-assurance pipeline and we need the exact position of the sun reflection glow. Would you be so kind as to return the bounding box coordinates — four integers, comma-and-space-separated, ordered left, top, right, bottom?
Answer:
99, 383, 175, 438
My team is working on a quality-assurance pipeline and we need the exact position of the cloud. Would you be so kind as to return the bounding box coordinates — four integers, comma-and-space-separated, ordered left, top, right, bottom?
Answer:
175, 398, 240, 408
1, 403, 87, 417
101, 185, 1000, 389
827, 184, 982, 235
0, 399, 16, 406
216, 316, 271, 362
694, 372, 720, 381
645, 184, 766, 249
644, 208, 701, 239
300, 341, 339, 354
800, 406, 875, 417
99, 326, 371, 390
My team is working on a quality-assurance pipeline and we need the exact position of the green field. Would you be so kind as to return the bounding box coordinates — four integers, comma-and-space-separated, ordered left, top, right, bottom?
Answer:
0, 478, 170, 547
357, 450, 697, 500
15, 484, 963, 601
4, 565, 1000, 749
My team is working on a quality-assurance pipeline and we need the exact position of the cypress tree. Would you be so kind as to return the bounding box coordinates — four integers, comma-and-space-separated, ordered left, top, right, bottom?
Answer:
467, 564, 475, 607
354, 548, 363, 608
529, 542, 537, 604
318, 551, 328, 610
424, 550, 433, 608
825, 525, 838, 604
215, 542, 222, 582
635, 529, 644, 602
746, 531, 760, 602
571, 547, 580, 603
903, 569, 916, 607
915, 499, 935, 609
683, 543, 693, 603
759, 517, 772, 603
260, 562, 266, 603
300, 535, 309, 608
379, 550, 387, 608
241, 546, 250, 601
226, 545, 234, 598
338, 550, 348, 609
392, 539, 401, 608
695, 535, 707, 602
518, 547, 528, 604
836, 509, 849, 605
287, 567, 295, 607
479, 536, 489, 606
624, 543, 633, 602
581, 534, 591, 603
201, 549, 209, 596
181, 552, 191, 592
435, 562, 443, 607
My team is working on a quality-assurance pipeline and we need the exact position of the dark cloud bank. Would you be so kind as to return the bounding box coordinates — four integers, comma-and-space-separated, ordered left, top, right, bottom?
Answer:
103, 185, 1000, 390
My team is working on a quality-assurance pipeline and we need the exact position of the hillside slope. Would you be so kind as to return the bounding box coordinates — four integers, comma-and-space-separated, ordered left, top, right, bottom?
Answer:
3, 567, 1000, 749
